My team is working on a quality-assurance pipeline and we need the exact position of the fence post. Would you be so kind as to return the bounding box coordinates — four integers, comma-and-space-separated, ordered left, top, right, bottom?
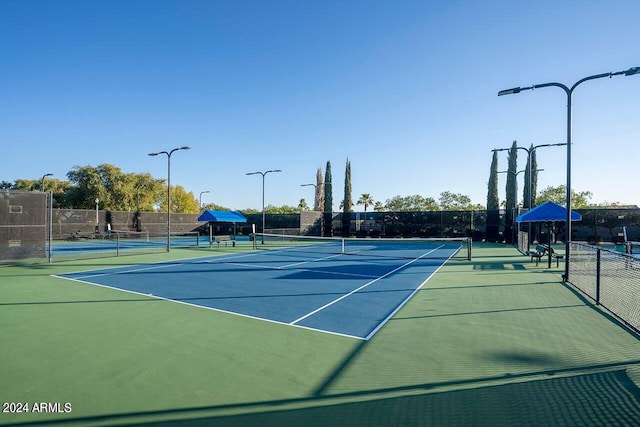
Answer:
595, 248, 601, 305
48, 191, 53, 263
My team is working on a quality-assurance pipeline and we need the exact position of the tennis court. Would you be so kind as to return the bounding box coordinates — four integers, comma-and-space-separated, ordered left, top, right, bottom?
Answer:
3, 242, 640, 426
53, 236, 468, 340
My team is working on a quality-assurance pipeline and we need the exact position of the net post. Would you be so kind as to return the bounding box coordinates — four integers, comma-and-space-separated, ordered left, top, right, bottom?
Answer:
116, 232, 120, 256
252, 224, 257, 250
595, 248, 601, 305
467, 237, 472, 261
47, 191, 53, 263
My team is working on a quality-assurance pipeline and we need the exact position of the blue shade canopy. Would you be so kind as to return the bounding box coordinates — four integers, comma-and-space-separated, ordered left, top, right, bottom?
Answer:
197, 210, 248, 223
516, 201, 582, 223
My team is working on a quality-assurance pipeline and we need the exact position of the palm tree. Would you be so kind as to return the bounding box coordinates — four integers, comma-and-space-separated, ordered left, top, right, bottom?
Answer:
357, 193, 374, 212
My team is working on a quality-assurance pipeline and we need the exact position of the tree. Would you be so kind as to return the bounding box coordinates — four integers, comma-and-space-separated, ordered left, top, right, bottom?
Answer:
486, 150, 500, 241
202, 202, 231, 211
0, 181, 12, 190
536, 185, 593, 208
66, 165, 106, 210
438, 191, 482, 210
385, 195, 438, 211
357, 193, 374, 212
66, 164, 165, 211
298, 198, 309, 211
530, 149, 538, 207
239, 207, 260, 214
13, 179, 40, 191
323, 161, 333, 236
522, 144, 539, 209
342, 159, 352, 236
157, 185, 199, 214
504, 141, 518, 243
314, 168, 324, 211
373, 201, 385, 211
265, 204, 300, 214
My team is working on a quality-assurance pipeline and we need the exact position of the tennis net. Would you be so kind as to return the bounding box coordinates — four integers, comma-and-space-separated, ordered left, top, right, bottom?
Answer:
111, 230, 200, 252
47, 230, 201, 261
253, 233, 471, 261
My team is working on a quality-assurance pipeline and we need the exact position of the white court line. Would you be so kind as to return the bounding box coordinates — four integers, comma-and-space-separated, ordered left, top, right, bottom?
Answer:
289, 245, 444, 326
278, 252, 343, 268
227, 262, 378, 279
363, 246, 459, 340
54, 250, 273, 280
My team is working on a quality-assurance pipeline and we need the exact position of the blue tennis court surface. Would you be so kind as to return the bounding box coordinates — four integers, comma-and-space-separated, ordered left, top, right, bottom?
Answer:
53, 244, 461, 340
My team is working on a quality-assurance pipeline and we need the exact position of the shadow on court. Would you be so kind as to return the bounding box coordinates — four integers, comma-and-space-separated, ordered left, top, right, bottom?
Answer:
16, 368, 640, 426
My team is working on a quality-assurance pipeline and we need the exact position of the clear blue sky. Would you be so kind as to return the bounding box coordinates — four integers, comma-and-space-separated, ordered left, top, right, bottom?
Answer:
2, 0, 639, 210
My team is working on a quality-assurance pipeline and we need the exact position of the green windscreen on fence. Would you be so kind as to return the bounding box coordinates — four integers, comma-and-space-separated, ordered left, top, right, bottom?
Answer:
0, 191, 47, 262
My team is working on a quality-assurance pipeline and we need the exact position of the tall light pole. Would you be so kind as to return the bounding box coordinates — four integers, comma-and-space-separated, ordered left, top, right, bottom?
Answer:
95, 198, 99, 231
301, 182, 324, 211
148, 146, 191, 252
499, 66, 639, 281
246, 169, 282, 242
199, 190, 210, 210
300, 183, 316, 211
40, 173, 53, 192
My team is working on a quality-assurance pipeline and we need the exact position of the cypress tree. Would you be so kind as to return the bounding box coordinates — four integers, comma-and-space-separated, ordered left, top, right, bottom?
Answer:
504, 140, 518, 243
523, 144, 532, 209
342, 159, 352, 236
486, 151, 500, 241
323, 161, 333, 236
315, 167, 324, 211
531, 149, 538, 207
522, 143, 539, 210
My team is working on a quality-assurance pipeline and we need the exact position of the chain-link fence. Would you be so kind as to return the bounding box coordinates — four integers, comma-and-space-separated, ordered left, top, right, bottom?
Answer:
568, 242, 640, 334
0, 190, 48, 262
2, 193, 639, 263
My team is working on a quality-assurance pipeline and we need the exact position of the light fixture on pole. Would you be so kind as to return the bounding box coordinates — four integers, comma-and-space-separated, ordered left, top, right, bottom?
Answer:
246, 169, 282, 243
199, 190, 210, 210
148, 146, 191, 252
41, 173, 53, 192
498, 66, 639, 281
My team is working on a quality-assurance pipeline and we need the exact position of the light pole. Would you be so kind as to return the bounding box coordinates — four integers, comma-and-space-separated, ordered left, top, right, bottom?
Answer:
246, 169, 282, 242
498, 168, 545, 246
40, 173, 53, 192
498, 66, 639, 281
95, 198, 99, 230
494, 144, 564, 248
199, 190, 210, 210
301, 182, 324, 211
493, 144, 565, 212
300, 183, 316, 211
148, 146, 191, 252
